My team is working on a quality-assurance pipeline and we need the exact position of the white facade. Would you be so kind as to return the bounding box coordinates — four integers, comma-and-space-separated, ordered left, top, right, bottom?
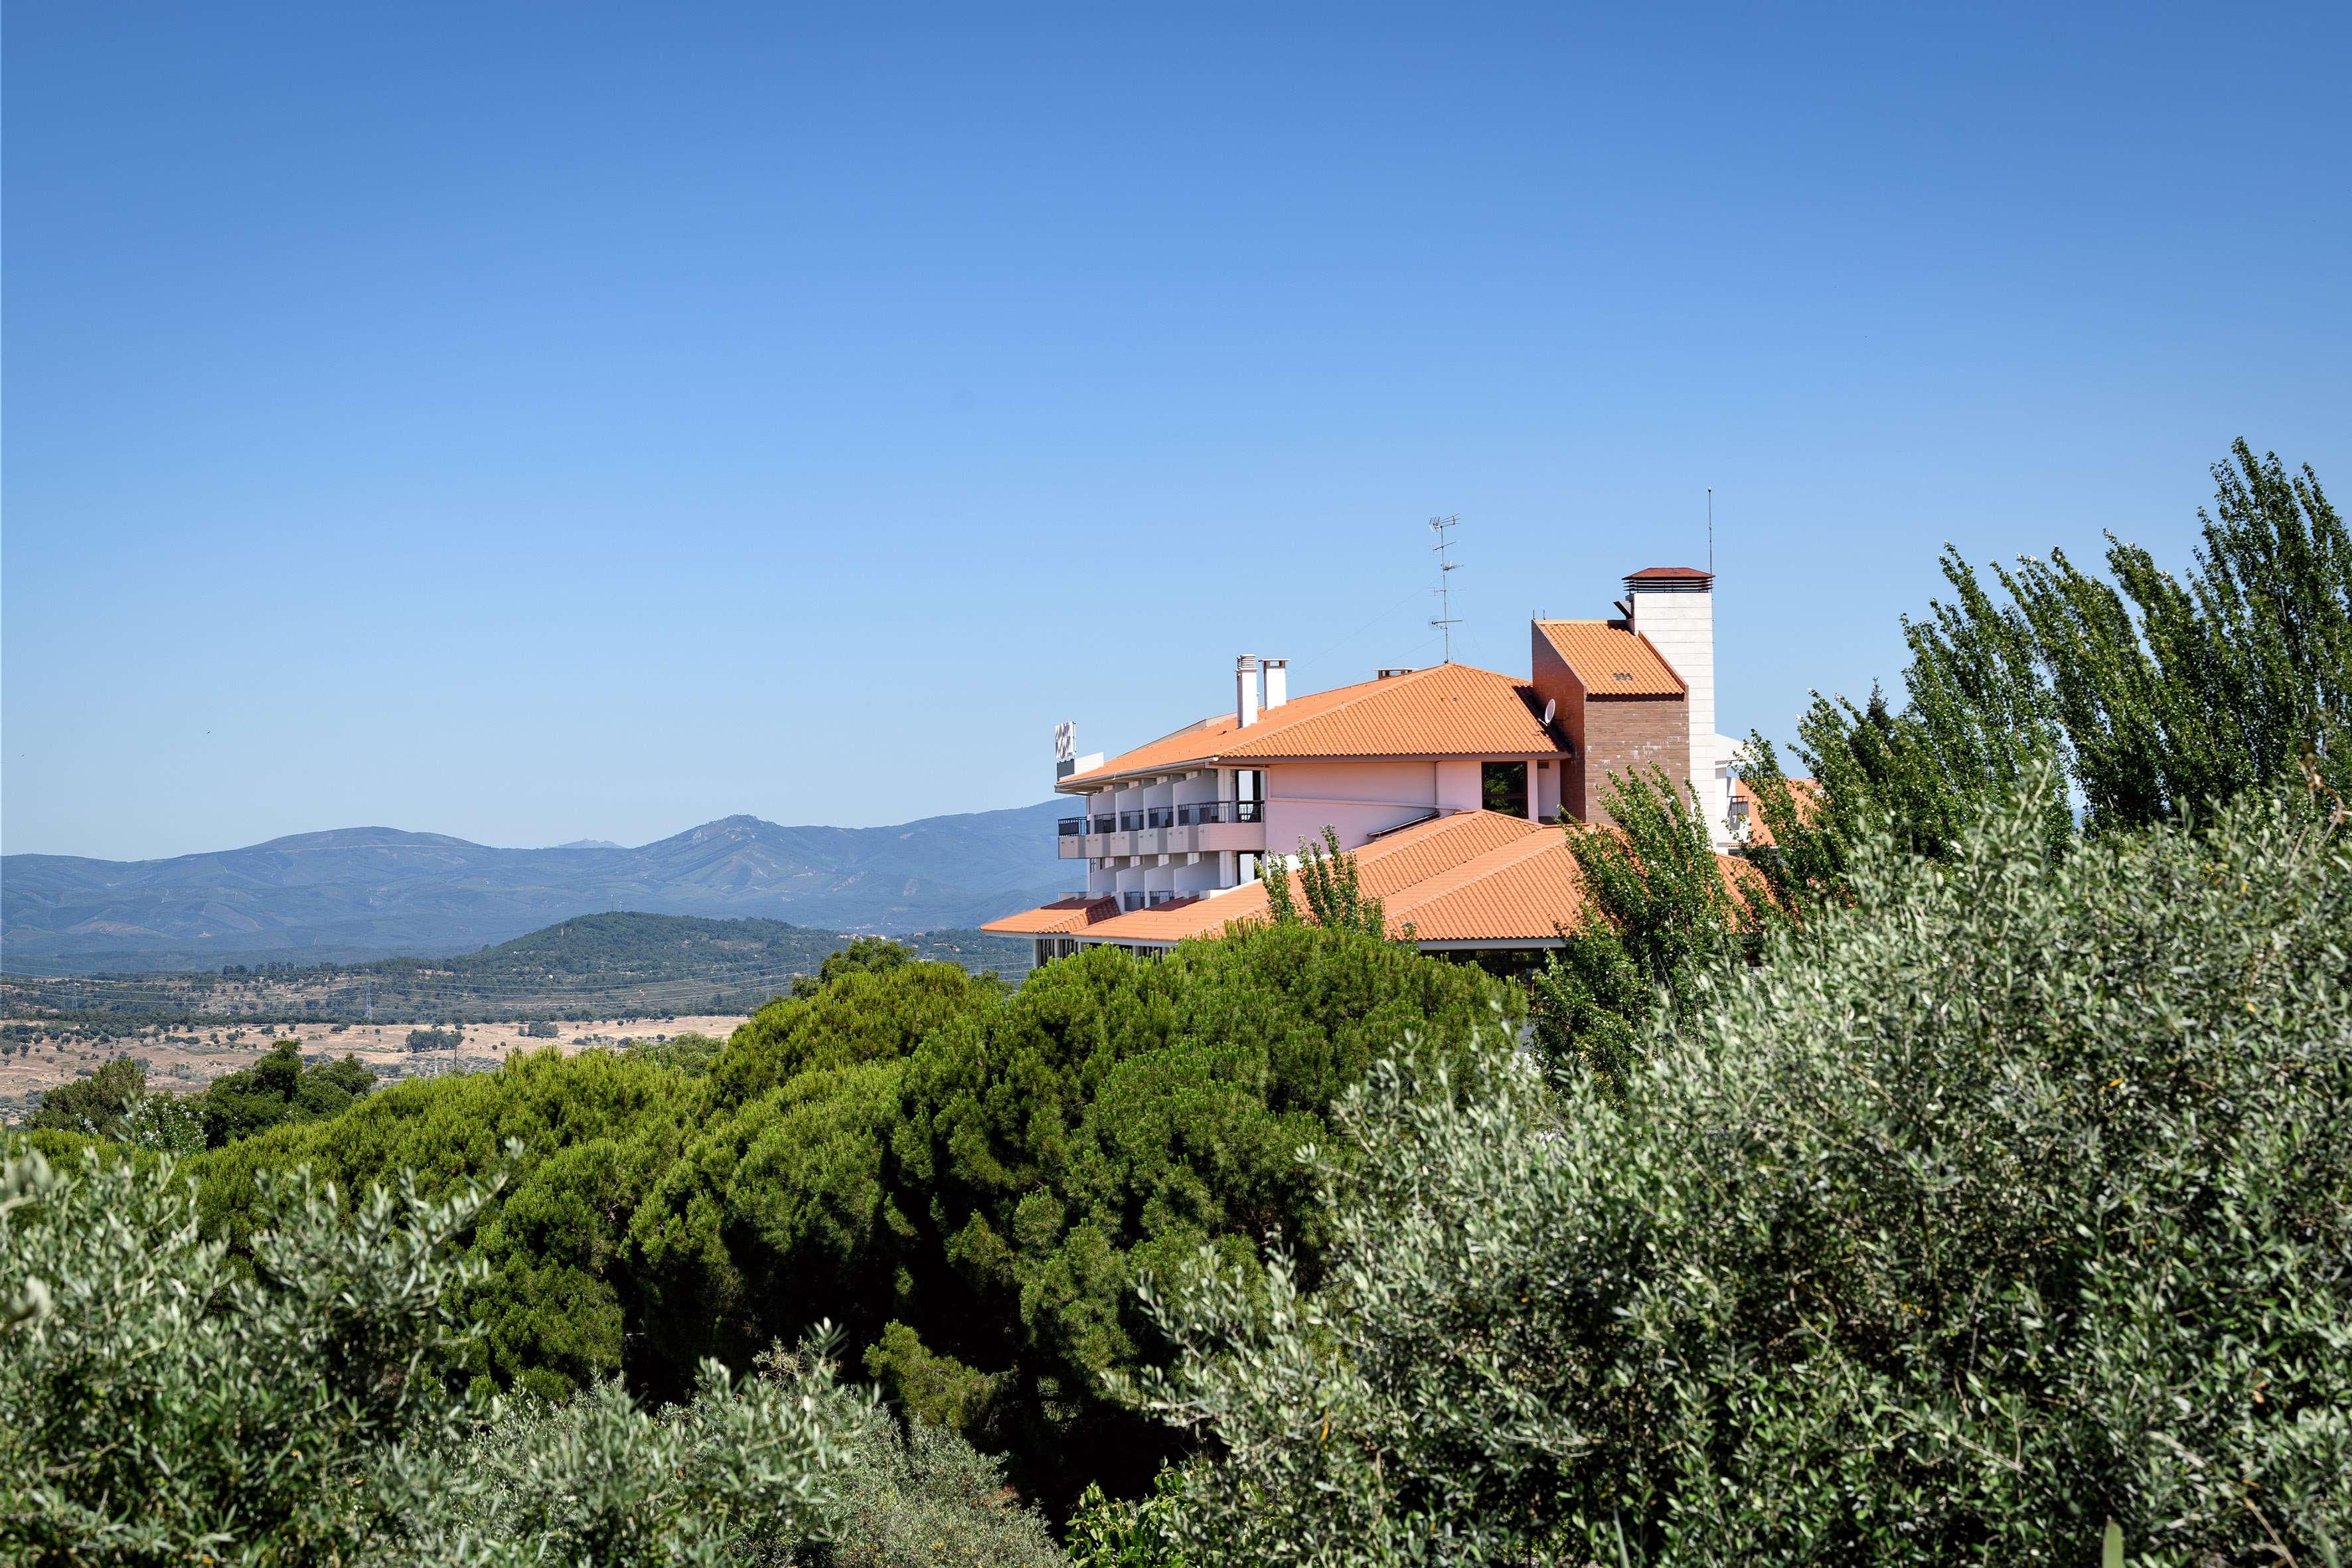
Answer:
1625, 576, 1737, 848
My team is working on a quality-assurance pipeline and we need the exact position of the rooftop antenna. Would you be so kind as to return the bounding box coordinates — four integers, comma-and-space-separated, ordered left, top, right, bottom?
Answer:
1707, 488, 1715, 576
1428, 514, 1461, 662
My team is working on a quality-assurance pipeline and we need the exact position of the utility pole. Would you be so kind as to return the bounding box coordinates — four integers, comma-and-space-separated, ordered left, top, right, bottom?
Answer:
1428, 514, 1461, 662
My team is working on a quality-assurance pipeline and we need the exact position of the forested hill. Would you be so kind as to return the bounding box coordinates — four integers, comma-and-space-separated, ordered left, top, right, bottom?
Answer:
2, 803, 1069, 974
1, 913, 1031, 1024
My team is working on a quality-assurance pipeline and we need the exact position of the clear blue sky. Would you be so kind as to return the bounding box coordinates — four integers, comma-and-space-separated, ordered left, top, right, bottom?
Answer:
6, 3, 2347, 860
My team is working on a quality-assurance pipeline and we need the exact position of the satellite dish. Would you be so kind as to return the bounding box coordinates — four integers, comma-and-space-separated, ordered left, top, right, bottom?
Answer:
1541, 698, 1557, 726
1054, 722, 1076, 761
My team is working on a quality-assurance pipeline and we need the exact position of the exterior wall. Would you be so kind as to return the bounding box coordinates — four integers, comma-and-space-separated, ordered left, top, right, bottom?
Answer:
1533, 756, 1562, 822
1628, 588, 1715, 831
1435, 759, 1483, 814
1580, 697, 1691, 830
1529, 627, 1585, 744
1263, 759, 1444, 857
1531, 625, 1594, 820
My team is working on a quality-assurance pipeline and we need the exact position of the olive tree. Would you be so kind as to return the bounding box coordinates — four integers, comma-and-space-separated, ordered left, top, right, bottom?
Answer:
1137, 787, 2352, 1565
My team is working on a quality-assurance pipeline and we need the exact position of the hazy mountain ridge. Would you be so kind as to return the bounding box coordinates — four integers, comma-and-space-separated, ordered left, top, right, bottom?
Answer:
3, 805, 1071, 973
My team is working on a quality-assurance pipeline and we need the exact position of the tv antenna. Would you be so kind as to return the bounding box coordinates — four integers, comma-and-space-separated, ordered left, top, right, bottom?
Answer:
1707, 488, 1715, 576
1428, 514, 1461, 662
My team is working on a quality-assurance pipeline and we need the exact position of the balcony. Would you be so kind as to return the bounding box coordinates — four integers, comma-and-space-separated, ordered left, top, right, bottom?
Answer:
1063, 800, 1266, 860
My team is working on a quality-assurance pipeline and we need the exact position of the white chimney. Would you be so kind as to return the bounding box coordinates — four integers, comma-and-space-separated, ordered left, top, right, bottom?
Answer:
1261, 658, 1288, 710
1622, 568, 1721, 839
1235, 654, 1261, 728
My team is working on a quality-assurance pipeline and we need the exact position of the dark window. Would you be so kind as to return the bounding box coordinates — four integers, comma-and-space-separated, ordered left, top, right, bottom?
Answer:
1482, 761, 1528, 817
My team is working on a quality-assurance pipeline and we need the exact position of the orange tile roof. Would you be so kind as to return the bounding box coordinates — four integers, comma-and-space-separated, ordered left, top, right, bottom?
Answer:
1058, 663, 1564, 792
1625, 566, 1713, 584
1049, 807, 1756, 950
1069, 890, 1255, 943
1064, 811, 1574, 946
980, 896, 1120, 935
1535, 621, 1687, 698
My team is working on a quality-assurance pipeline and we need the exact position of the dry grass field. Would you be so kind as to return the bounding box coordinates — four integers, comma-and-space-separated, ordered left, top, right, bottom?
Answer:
0, 1013, 753, 1125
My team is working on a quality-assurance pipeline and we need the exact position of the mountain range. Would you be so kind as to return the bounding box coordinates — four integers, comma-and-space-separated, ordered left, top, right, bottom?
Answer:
1, 804, 1072, 974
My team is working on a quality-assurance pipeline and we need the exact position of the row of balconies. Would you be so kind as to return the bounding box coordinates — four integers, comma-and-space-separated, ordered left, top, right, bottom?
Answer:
1058, 819, 1268, 860
1058, 800, 1265, 835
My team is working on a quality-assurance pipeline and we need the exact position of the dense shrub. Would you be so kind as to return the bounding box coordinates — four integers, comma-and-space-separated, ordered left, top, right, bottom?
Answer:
1138, 791, 2352, 1565
184, 924, 1518, 1509
194, 1044, 708, 1399
199, 1040, 379, 1146
1526, 766, 1771, 1091
1, 1144, 497, 1561
0, 1143, 1067, 1565
22, 1054, 207, 1152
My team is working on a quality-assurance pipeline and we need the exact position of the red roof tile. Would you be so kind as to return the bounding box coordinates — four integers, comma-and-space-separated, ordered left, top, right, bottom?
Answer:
980, 896, 1121, 935
1047, 808, 1757, 949
1058, 664, 1564, 792
1535, 621, 1687, 698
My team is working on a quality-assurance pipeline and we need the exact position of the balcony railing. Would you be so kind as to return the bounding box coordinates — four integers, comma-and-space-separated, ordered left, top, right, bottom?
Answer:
1173, 800, 1265, 826
1122, 892, 1145, 912
1068, 802, 1267, 840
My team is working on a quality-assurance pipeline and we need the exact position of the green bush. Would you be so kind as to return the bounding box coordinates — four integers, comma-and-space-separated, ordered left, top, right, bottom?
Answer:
1526, 766, 1772, 1091
186, 924, 1518, 1510
0, 1142, 1067, 1566
0, 1144, 497, 1561
23, 1054, 205, 1152
197, 1040, 380, 1147
1137, 790, 2352, 1564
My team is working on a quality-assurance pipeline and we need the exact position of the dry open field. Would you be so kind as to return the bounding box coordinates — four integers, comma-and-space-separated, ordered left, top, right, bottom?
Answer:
0, 1013, 753, 1124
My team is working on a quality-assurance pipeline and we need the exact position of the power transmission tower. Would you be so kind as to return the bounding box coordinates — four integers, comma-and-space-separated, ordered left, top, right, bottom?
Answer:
1429, 514, 1461, 662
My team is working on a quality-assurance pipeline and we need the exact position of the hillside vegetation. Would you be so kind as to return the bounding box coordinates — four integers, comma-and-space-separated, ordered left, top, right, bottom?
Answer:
2, 911, 1031, 1028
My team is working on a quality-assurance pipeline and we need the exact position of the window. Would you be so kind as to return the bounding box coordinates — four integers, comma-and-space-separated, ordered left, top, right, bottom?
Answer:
1482, 761, 1528, 817
1236, 851, 1264, 883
